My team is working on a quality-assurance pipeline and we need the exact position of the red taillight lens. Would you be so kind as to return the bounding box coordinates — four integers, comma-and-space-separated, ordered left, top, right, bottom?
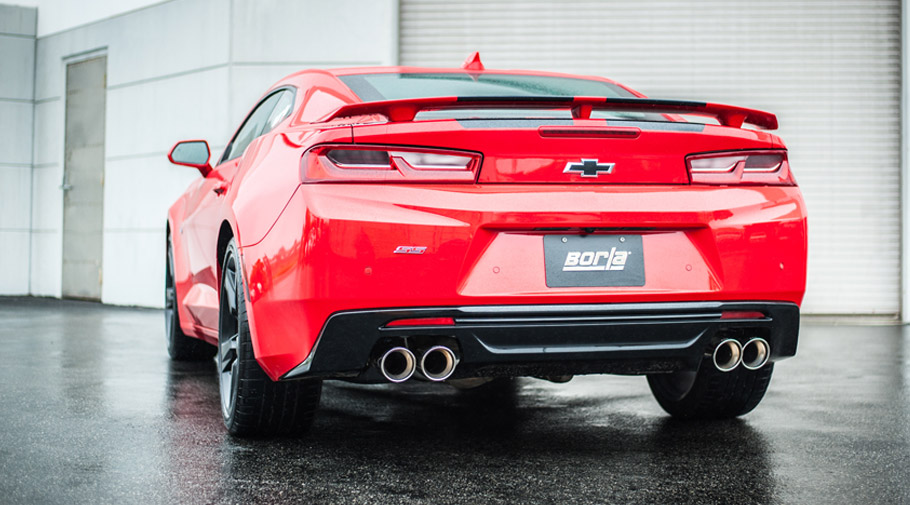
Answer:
303, 145, 481, 182
687, 150, 794, 186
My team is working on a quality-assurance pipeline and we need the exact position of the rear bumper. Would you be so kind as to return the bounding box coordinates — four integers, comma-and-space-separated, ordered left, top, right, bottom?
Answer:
282, 301, 799, 382
240, 183, 806, 380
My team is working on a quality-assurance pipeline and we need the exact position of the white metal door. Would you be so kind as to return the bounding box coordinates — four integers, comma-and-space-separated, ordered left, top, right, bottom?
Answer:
400, 0, 901, 315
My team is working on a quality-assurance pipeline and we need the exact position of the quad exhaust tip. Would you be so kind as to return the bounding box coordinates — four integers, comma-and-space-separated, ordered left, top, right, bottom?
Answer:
713, 339, 743, 372
379, 347, 416, 383
741, 338, 771, 370
420, 345, 458, 382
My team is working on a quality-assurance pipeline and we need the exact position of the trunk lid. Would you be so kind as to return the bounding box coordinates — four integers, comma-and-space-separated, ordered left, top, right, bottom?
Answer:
349, 118, 776, 184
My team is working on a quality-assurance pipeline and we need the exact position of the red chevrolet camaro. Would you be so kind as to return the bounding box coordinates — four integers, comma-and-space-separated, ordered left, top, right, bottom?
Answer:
165, 55, 807, 436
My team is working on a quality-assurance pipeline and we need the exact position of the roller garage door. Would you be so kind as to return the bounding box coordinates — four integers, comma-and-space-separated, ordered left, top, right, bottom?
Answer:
400, 0, 901, 315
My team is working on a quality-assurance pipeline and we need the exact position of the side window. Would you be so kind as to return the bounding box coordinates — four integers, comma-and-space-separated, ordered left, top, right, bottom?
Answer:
264, 90, 294, 133
220, 91, 284, 164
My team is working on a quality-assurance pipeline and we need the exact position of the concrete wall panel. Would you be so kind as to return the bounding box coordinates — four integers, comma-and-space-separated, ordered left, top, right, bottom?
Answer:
32, 99, 63, 166
0, 101, 34, 165
29, 230, 61, 296
0, 165, 31, 229
0, 4, 37, 36
106, 0, 229, 87
0, 4, 35, 296
106, 66, 231, 159
104, 156, 200, 231
231, 0, 396, 65
31, 165, 63, 231
0, 35, 36, 99
101, 230, 163, 307
0, 230, 30, 294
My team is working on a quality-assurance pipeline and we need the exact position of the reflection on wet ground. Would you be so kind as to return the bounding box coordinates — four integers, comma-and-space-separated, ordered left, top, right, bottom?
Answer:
0, 297, 908, 504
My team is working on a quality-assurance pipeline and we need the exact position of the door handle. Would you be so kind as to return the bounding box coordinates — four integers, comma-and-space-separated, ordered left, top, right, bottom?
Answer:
213, 183, 228, 195
60, 183, 73, 192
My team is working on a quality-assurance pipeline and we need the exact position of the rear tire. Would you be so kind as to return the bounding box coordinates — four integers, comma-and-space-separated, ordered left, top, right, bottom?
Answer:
647, 359, 774, 419
165, 236, 215, 361
218, 239, 322, 437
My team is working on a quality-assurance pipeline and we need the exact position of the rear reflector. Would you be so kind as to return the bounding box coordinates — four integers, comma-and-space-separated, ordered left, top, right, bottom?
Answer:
720, 311, 766, 320
304, 145, 481, 183
687, 150, 794, 186
385, 317, 456, 327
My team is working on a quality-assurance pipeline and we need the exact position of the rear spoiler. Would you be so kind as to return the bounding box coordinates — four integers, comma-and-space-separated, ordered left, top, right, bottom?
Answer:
325, 96, 778, 130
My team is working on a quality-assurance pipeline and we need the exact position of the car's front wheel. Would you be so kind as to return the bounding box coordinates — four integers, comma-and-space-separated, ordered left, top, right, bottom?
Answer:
218, 238, 322, 436
647, 359, 774, 419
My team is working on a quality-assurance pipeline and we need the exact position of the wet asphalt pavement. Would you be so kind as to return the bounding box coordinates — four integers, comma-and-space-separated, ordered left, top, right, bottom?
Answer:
0, 297, 908, 504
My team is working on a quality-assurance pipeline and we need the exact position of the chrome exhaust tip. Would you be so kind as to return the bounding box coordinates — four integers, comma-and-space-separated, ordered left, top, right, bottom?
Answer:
713, 339, 743, 372
419, 345, 458, 382
379, 347, 416, 383
741, 338, 771, 370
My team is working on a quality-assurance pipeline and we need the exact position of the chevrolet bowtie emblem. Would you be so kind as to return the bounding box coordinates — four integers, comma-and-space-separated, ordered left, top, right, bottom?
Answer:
564, 159, 615, 177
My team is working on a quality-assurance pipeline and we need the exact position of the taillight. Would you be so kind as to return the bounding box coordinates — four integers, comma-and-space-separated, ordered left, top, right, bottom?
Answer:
303, 145, 481, 183
687, 150, 795, 186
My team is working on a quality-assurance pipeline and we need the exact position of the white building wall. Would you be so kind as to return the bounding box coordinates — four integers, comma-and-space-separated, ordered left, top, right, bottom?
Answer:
0, 5, 36, 295
3, 0, 167, 37
26, 0, 398, 306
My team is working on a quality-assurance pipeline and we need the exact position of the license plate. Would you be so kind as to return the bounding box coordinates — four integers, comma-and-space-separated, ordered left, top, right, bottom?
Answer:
544, 235, 645, 287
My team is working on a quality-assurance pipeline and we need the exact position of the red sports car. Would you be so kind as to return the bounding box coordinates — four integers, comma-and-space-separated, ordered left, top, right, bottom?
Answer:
165, 55, 807, 436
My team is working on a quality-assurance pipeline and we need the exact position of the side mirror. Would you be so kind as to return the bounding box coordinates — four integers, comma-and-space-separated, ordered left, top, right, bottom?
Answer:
168, 140, 212, 177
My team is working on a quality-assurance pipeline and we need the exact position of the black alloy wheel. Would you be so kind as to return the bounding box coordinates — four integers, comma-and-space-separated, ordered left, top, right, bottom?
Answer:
217, 246, 242, 418
217, 238, 322, 436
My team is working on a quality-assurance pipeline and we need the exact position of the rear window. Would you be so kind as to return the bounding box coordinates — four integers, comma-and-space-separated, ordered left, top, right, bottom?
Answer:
338, 72, 666, 122
338, 72, 636, 101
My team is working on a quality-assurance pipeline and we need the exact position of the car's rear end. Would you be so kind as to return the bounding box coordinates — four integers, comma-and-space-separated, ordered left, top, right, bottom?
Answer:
241, 69, 806, 419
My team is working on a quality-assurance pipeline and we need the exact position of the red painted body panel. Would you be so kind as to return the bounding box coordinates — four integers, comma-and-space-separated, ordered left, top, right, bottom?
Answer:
240, 183, 806, 379
167, 65, 808, 381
